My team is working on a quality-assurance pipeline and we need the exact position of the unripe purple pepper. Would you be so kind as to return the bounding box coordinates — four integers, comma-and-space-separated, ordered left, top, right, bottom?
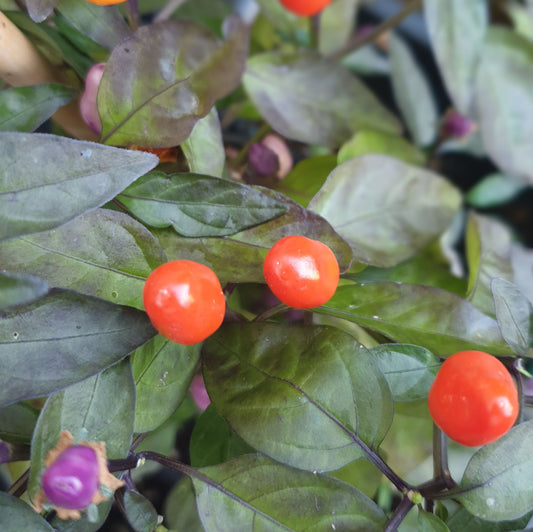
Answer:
41, 445, 99, 510
79, 63, 106, 135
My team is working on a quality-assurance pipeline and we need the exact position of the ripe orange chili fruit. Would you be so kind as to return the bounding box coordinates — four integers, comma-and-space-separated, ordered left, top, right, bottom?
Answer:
263, 235, 339, 309
143, 260, 225, 345
428, 350, 519, 447
279, 0, 334, 17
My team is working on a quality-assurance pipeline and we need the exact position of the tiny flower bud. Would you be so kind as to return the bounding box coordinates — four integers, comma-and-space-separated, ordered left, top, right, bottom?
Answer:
190, 374, 210, 412
248, 143, 280, 177
441, 110, 476, 140
261, 134, 293, 179
80, 63, 106, 135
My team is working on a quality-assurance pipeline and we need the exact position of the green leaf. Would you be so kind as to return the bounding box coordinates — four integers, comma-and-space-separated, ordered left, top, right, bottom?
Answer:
318, 0, 359, 56
424, 0, 487, 115
254, 0, 301, 35
0, 402, 39, 444
0, 84, 75, 132
57, 0, 130, 50
466, 174, 527, 208
155, 188, 353, 283
181, 107, 225, 178
0, 133, 159, 241
0, 209, 165, 310
123, 490, 159, 532
337, 129, 426, 166
369, 344, 439, 402
492, 278, 533, 357
0, 288, 156, 407
418, 508, 451, 532
192, 454, 387, 531
133, 335, 200, 433
342, 46, 390, 76
308, 155, 462, 267
202, 323, 393, 472
0, 492, 54, 531
476, 28, 533, 183
29, 360, 135, 501
99, 18, 249, 147
446, 507, 533, 532
164, 476, 204, 532
390, 33, 438, 147
317, 282, 513, 357
25, 0, 58, 23
456, 421, 533, 521
273, 155, 337, 207
466, 213, 514, 317
243, 50, 400, 148
50, 501, 113, 532
189, 405, 254, 468
0, 272, 49, 310
117, 172, 288, 237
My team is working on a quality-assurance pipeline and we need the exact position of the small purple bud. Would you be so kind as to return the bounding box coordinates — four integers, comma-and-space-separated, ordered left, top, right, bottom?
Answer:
248, 142, 280, 176
190, 374, 210, 412
42, 445, 99, 510
80, 63, 106, 135
441, 110, 476, 139
0, 440, 10, 465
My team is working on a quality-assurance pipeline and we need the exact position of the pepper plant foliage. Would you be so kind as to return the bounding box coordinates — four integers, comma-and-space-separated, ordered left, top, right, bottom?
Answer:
1, 0, 533, 530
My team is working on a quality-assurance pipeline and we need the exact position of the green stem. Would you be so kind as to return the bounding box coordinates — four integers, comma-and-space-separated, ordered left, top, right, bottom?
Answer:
328, 0, 423, 61
253, 303, 288, 322
126, 0, 140, 31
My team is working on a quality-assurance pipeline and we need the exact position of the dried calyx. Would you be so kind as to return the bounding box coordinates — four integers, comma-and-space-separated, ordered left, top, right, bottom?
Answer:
33, 430, 124, 520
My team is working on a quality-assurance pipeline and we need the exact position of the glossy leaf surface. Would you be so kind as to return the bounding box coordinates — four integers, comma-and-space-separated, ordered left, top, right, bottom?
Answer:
192, 454, 387, 531
0, 402, 39, 444
123, 490, 159, 532
202, 323, 393, 472
99, 18, 248, 147
0, 272, 49, 310
0, 492, 54, 531
317, 282, 512, 357
243, 51, 400, 148
0, 288, 156, 406
118, 172, 287, 237
0, 133, 158, 241
308, 155, 461, 267
0, 209, 166, 309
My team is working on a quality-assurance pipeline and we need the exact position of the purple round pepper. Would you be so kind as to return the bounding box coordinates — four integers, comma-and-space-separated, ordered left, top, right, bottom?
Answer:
41, 445, 99, 510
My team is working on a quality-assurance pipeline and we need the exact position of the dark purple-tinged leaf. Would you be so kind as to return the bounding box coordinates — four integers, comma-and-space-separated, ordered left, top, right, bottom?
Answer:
446, 507, 533, 532
243, 51, 401, 148
0, 210, 166, 310
476, 28, 533, 183
29, 360, 134, 523
308, 155, 461, 267
190, 405, 254, 468
57, 0, 130, 50
492, 278, 533, 357
390, 33, 438, 147
117, 172, 288, 237
316, 282, 513, 357
424, 0, 487, 115
456, 421, 533, 521
273, 155, 337, 207
202, 323, 393, 472
155, 188, 353, 283
0, 133, 158, 242
466, 213, 514, 317
123, 490, 159, 532
0, 492, 54, 531
24, 0, 58, 22
133, 335, 200, 433
466, 173, 527, 209
99, 18, 249, 147
0, 402, 39, 444
181, 108, 225, 177
0, 288, 156, 407
0, 272, 49, 310
369, 344, 439, 402
338, 129, 426, 166
0, 84, 75, 132
192, 454, 387, 531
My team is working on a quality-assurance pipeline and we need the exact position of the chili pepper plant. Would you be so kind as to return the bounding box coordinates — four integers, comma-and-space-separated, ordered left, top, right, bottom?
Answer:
1, 0, 533, 531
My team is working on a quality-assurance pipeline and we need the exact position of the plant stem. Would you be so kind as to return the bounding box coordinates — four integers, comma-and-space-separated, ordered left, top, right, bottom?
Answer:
154, 0, 188, 23
384, 495, 415, 532
253, 303, 288, 322
8, 468, 29, 498
328, 0, 423, 61
432, 425, 454, 488
126, 0, 141, 30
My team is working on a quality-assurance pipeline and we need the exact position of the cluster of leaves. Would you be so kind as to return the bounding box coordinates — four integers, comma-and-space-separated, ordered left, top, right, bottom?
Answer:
1, 0, 533, 531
